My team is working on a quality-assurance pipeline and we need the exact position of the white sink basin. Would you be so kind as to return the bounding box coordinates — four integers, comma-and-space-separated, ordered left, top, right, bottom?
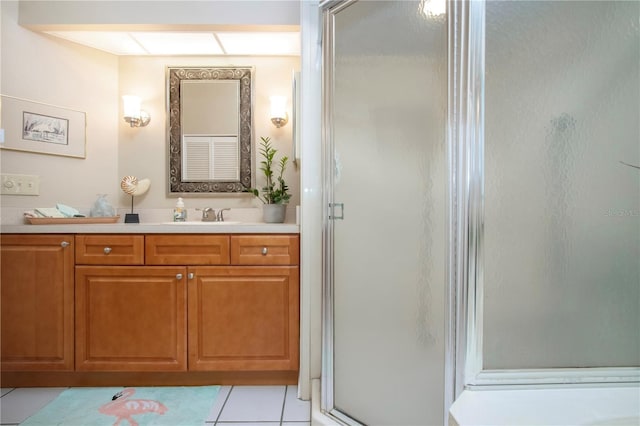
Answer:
162, 221, 241, 225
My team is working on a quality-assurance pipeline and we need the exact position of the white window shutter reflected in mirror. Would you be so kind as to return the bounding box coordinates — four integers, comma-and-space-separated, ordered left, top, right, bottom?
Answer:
182, 135, 239, 181
182, 137, 209, 180
212, 137, 240, 180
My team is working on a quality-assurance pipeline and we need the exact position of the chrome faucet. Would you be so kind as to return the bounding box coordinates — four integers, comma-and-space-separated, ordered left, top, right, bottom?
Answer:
216, 208, 230, 222
201, 207, 215, 221
200, 207, 230, 222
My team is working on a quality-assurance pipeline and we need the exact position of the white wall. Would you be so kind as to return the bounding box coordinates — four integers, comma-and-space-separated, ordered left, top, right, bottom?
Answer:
298, 0, 322, 400
19, 0, 299, 29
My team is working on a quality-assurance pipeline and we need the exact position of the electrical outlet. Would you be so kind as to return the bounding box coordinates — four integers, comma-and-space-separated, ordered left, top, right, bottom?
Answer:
1, 174, 40, 196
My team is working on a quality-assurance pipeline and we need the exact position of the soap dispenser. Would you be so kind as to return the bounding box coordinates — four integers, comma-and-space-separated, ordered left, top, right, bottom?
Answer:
173, 197, 187, 222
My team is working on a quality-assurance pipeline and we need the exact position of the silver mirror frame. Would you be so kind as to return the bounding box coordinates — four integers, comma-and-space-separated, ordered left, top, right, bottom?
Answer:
167, 66, 253, 194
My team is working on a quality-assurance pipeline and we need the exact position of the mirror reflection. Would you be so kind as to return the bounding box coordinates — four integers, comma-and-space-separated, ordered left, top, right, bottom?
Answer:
167, 67, 253, 193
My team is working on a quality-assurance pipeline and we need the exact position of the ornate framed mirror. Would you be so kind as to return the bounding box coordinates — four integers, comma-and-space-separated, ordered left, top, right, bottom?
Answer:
167, 66, 253, 194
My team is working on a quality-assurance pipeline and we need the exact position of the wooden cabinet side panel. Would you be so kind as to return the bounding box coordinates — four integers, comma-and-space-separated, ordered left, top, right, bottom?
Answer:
75, 266, 187, 371
188, 266, 299, 371
0, 235, 74, 371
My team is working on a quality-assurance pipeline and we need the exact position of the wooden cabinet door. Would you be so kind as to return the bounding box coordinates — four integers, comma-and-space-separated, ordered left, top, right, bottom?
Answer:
0, 234, 74, 371
75, 266, 187, 371
188, 266, 299, 371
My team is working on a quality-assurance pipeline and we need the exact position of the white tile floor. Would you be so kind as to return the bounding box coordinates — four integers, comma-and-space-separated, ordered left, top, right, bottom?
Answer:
0, 385, 310, 426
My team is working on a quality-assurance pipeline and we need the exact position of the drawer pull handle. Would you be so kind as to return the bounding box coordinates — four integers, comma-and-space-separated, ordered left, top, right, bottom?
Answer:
176, 273, 183, 280
262, 247, 268, 255
60, 241, 70, 248
103, 247, 112, 254
188, 273, 194, 280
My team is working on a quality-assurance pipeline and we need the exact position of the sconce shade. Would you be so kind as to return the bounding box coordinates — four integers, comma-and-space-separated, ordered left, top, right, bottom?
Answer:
123, 95, 141, 118
123, 95, 150, 127
270, 95, 288, 128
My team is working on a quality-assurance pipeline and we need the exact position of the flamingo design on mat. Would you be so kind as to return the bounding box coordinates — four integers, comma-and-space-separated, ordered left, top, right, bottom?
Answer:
99, 388, 168, 426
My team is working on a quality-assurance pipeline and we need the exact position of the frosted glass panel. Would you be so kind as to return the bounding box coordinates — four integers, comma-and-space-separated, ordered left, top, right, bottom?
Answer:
484, 0, 640, 369
331, 1, 447, 424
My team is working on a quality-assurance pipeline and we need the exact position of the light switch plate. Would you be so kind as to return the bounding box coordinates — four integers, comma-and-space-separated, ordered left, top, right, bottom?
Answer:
1, 174, 40, 196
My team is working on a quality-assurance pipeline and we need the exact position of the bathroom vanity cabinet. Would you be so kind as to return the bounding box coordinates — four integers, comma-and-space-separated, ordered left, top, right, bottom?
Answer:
1, 232, 299, 386
75, 237, 187, 371
0, 234, 75, 371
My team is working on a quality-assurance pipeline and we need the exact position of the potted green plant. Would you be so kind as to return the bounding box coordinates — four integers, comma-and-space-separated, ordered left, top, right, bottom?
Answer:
248, 136, 291, 223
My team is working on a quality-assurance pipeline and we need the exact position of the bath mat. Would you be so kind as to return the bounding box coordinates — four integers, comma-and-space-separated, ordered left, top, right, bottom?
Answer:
21, 386, 220, 426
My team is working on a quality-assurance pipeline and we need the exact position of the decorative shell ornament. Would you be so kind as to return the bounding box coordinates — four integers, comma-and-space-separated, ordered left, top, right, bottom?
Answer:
120, 176, 150, 223
120, 176, 151, 196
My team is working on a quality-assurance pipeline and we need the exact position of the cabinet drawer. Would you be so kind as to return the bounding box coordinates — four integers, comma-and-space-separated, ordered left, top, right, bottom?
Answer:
75, 235, 144, 265
146, 235, 230, 265
231, 235, 299, 266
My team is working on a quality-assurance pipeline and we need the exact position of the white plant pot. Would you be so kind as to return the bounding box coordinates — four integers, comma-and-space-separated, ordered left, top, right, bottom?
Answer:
263, 204, 286, 223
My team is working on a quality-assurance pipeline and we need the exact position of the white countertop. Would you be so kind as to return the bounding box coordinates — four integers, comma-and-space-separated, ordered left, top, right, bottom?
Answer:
0, 207, 299, 234
0, 222, 299, 234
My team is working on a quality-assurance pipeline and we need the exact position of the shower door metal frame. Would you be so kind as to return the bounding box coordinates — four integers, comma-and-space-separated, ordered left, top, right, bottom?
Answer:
320, 1, 360, 425
320, 0, 458, 424
320, 1, 640, 423
457, 0, 640, 390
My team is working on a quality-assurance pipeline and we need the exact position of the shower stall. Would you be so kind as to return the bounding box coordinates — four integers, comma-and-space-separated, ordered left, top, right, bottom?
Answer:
318, 0, 639, 424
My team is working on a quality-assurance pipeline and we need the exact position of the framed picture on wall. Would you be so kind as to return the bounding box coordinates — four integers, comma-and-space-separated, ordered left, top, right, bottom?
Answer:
0, 95, 86, 158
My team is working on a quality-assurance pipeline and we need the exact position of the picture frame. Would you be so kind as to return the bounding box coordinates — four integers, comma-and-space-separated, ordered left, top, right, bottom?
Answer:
0, 95, 86, 158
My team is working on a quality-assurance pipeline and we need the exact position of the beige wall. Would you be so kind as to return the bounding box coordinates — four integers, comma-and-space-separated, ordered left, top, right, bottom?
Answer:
118, 56, 300, 212
1, 0, 300, 216
1, 0, 120, 210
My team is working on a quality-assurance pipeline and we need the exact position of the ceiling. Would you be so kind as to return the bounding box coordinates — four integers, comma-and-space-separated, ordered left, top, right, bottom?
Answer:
42, 30, 301, 56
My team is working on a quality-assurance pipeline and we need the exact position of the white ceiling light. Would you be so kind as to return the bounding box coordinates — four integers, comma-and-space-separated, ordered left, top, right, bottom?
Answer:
44, 31, 147, 55
216, 32, 300, 55
422, 0, 447, 17
131, 32, 223, 55
42, 31, 300, 56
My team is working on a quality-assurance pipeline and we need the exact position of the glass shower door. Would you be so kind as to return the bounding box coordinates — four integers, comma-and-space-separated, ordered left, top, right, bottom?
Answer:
482, 0, 640, 372
323, 1, 448, 424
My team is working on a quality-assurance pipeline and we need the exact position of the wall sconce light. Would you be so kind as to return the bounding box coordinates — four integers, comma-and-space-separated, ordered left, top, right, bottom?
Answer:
122, 95, 151, 127
270, 96, 288, 128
